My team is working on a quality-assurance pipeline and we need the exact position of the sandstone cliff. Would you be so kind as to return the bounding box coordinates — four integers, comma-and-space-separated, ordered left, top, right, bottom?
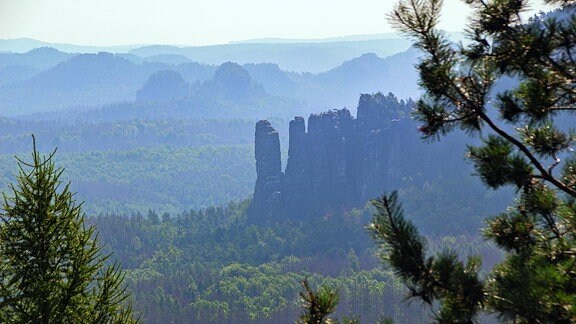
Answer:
252, 92, 417, 221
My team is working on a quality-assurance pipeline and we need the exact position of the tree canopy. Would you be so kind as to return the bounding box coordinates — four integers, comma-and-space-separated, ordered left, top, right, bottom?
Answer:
369, 0, 576, 322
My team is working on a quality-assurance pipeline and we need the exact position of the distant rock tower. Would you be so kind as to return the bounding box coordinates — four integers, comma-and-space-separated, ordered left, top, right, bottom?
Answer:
251, 93, 416, 222
252, 120, 283, 220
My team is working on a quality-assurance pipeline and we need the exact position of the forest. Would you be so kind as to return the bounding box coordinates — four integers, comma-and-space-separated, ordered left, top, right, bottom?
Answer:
0, 92, 512, 321
1, 2, 576, 323
89, 200, 503, 322
0, 43, 505, 322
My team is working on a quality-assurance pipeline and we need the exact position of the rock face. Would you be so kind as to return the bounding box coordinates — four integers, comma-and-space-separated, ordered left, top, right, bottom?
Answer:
252, 120, 283, 221
252, 92, 416, 221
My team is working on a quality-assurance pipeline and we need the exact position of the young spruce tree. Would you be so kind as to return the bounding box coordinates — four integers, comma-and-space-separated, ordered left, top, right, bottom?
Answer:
369, 0, 576, 322
0, 139, 136, 323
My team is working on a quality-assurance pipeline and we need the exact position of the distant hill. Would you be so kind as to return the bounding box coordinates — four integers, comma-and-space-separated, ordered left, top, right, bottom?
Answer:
242, 63, 299, 99
0, 35, 415, 74
300, 48, 421, 110
0, 38, 144, 54
136, 70, 191, 102
0, 47, 421, 118
0, 36, 421, 118
0, 52, 171, 115
242, 49, 421, 112
0, 47, 72, 70
129, 39, 413, 73
65, 63, 306, 121
0, 34, 462, 75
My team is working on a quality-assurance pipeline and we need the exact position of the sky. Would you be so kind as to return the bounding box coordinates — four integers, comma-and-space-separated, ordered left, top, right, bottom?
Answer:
0, 0, 552, 46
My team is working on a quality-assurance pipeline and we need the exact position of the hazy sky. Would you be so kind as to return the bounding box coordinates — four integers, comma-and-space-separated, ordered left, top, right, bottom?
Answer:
0, 0, 551, 46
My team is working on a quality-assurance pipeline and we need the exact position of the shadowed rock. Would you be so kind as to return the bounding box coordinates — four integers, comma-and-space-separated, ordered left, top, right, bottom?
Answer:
252, 120, 283, 220
252, 92, 415, 221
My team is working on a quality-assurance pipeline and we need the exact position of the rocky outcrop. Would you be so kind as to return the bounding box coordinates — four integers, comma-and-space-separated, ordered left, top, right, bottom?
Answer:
252, 92, 416, 221
252, 120, 283, 220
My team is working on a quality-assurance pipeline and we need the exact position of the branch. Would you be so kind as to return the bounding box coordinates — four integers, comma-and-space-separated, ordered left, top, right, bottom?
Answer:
477, 109, 576, 197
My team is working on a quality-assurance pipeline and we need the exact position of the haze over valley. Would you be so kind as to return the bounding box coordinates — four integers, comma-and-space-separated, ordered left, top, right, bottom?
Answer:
0, 0, 568, 322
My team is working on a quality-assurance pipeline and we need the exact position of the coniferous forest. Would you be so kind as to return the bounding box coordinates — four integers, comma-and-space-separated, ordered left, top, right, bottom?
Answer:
1, 2, 576, 323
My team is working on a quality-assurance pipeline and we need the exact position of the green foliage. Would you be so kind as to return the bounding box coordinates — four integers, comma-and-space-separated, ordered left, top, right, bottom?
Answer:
0, 139, 136, 323
90, 201, 442, 323
369, 193, 428, 296
0, 101, 515, 235
369, 193, 484, 323
0, 118, 260, 154
0, 144, 256, 215
298, 279, 340, 324
383, 0, 576, 322
467, 135, 533, 189
87, 187, 508, 322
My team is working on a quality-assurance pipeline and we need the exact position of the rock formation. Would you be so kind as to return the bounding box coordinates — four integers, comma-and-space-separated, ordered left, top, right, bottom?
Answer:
252, 120, 283, 220
252, 92, 417, 221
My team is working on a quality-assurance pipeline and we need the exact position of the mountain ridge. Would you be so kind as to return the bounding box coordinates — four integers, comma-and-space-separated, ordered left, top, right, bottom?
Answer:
0, 48, 421, 119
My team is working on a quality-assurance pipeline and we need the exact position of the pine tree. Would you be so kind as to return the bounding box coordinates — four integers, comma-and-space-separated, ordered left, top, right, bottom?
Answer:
369, 0, 576, 322
297, 279, 364, 324
0, 138, 136, 323
298, 279, 340, 324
